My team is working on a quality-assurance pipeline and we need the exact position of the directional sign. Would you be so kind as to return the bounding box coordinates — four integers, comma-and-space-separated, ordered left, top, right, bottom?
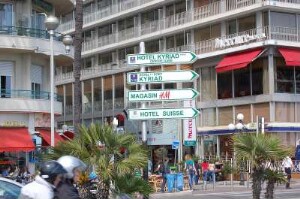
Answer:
127, 70, 199, 84
172, 140, 180, 150
127, 51, 197, 66
128, 108, 200, 120
128, 89, 199, 102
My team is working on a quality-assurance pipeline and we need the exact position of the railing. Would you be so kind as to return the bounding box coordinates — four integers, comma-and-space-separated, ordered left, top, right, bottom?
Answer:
115, 98, 124, 109
58, 0, 156, 32
78, 0, 300, 53
94, 101, 102, 112
0, 25, 63, 40
0, 89, 62, 101
65, 105, 73, 115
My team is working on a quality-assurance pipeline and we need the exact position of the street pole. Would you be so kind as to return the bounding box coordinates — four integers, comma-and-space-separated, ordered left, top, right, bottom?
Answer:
139, 42, 148, 183
45, 16, 59, 147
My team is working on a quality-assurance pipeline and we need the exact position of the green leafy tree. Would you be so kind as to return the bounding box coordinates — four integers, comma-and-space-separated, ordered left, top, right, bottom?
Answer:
45, 124, 151, 199
233, 133, 290, 199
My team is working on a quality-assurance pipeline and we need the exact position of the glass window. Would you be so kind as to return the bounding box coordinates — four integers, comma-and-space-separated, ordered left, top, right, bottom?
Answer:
103, 76, 112, 110
238, 15, 256, 32
84, 57, 93, 68
0, 3, 13, 27
175, 33, 184, 47
263, 11, 269, 27
251, 58, 264, 95
99, 52, 112, 64
31, 83, 41, 99
93, 78, 102, 112
65, 84, 73, 115
114, 74, 124, 109
217, 72, 232, 99
0, 180, 21, 199
0, 76, 11, 98
270, 12, 296, 28
145, 40, 159, 53
296, 68, 300, 94
166, 36, 175, 49
275, 58, 294, 93
83, 80, 92, 113
141, 9, 159, 24
234, 68, 250, 97
227, 19, 237, 35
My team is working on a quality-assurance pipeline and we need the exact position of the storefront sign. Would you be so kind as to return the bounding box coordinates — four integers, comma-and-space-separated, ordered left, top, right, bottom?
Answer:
147, 119, 178, 145
2, 121, 26, 127
0, 114, 28, 127
183, 100, 197, 146
215, 33, 266, 49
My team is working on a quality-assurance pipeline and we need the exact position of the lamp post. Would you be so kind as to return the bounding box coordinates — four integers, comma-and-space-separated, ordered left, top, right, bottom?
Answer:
228, 113, 246, 186
45, 16, 73, 147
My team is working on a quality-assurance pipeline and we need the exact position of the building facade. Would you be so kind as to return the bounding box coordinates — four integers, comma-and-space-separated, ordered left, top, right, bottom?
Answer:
0, 0, 73, 171
56, 0, 300, 161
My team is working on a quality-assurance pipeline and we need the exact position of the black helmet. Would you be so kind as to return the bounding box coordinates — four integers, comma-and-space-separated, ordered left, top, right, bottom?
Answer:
40, 160, 67, 184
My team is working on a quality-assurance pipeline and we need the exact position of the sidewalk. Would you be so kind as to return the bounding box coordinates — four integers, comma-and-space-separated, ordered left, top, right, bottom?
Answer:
151, 179, 300, 197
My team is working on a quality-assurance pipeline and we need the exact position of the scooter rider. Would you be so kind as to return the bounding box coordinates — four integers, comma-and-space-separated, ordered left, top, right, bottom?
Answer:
19, 160, 67, 199
55, 155, 87, 199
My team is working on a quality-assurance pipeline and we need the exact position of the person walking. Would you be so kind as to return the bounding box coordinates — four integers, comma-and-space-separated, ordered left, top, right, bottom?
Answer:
184, 154, 196, 190
55, 155, 87, 199
19, 160, 67, 199
154, 158, 169, 193
282, 156, 293, 189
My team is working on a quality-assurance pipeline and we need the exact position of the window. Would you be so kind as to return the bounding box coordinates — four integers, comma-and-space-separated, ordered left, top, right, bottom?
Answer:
217, 72, 232, 99
93, 78, 102, 112
227, 19, 237, 35
145, 40, 159, 53
0, 76, 11, 98
275, 58, 294, 93
238, 15, 256, 32
141, 9, 159, 24
83, 80, 92, 113
270, 12, 296, 28
252, 59, 264, 95
99, 52, 112, 64
31, 83, 41, 99
234, 68, 250, 97
0, 179, 21, 199
0, 3, 13, 27
296, 68, 300, 93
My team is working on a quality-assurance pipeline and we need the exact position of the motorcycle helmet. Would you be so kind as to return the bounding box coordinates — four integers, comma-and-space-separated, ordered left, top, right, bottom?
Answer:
40, 160, 67, 184
57, 155, 87, 179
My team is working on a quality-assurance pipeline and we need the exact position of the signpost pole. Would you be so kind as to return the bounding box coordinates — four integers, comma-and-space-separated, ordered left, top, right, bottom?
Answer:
139, 42, 149, 185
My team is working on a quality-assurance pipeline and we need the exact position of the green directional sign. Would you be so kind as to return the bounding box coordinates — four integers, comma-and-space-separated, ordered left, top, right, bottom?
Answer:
127, 51, 197, 65
127, 70, 199, 84
128, 89, 199, 102
128, 108, 200, 120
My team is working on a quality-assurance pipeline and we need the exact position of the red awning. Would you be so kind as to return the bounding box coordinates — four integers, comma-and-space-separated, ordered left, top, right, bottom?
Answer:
216, 49, 263, 73
38, 129, 64, 146
278, 47, 300, 67
0, 128, 35, 152
60, 131, 74, 140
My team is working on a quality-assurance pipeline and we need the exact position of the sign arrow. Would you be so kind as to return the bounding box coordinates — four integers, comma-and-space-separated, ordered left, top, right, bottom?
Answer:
127, 51, 197, 66
127, 70, 199, 84
128, 108, 200, 120
128, 89, 199, 102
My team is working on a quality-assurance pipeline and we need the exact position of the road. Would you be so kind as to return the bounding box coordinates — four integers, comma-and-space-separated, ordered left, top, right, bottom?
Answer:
150, 188, 300, 199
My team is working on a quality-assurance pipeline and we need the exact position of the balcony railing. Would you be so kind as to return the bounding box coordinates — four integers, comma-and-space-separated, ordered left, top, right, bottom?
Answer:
58, 0, 156, 32
55, 25, 300, 83
79, 0, 300, 54
0, 25, 63, 40
0, 89, 62, 101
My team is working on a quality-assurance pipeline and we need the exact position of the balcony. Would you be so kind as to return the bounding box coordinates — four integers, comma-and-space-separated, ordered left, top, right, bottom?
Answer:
0, 25, 74, 58
0, 89, 62, 114
79, 0, 300, 57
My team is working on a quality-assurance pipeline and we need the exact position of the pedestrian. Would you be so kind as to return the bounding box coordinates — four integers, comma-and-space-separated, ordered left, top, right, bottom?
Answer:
201, 159, 209, 186
184, 154, 196, 190
55, 155, 87, 199
19, 160, 67, 199
194, 160, 200, 185
154, 158, 169, 193
1, 165, 11, 177
282, 156, 293, 189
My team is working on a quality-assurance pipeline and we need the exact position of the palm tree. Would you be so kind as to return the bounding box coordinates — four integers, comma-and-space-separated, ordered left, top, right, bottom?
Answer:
46, 123, 151, 198
264, 167, 286, 199
233, 133, 290, 199
73, 0, 83, 133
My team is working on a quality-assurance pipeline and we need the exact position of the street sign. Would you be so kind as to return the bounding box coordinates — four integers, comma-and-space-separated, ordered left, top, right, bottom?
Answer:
128, 89, 199, 102
128, 108, 200, 120
184, 140, 196, 146
172, 140, 180, 150
127, 70, 199, 84
127, 51, 197, 65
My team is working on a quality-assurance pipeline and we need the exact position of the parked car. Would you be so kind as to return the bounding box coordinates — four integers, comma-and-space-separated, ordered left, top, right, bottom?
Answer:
0, 177, 23, 199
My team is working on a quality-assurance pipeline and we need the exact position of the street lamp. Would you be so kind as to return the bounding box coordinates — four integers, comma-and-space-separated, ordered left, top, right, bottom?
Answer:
45, 16, 73, 147
228, 113, 246, 186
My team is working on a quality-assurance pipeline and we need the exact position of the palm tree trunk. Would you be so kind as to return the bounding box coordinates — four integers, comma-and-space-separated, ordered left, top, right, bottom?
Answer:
73, 0, 83, 133
252, 168, 263, 199
265, 180, 275, 199
96, 180, 110, 199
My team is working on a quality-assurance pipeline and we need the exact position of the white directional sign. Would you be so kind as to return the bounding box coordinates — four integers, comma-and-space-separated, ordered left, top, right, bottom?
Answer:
128, 89, 199, 102
128, 108, 200, 120
127, 70, 199, 84
127, 51, 197, 65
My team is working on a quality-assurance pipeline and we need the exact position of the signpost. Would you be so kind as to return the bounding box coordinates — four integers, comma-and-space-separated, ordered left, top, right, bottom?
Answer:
128, 108, 199, 120
128, 89, 199, 102
127, 70, 199, 84
127, 51, 197, 65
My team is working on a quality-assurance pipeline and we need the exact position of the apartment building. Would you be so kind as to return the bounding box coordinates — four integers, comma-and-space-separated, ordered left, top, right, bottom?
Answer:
0, 0, 73, 170
56, 0, 300, 160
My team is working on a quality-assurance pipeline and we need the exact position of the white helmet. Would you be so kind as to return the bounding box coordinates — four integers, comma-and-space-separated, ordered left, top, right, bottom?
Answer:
57, 155, 86, 179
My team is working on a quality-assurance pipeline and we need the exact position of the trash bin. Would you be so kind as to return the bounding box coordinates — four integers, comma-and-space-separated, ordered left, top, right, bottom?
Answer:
176, 173, 184, 191
166, 174, 175, 192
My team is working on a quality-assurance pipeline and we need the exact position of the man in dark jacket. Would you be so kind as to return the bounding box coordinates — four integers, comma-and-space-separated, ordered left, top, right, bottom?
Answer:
54, 156, 87, 199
